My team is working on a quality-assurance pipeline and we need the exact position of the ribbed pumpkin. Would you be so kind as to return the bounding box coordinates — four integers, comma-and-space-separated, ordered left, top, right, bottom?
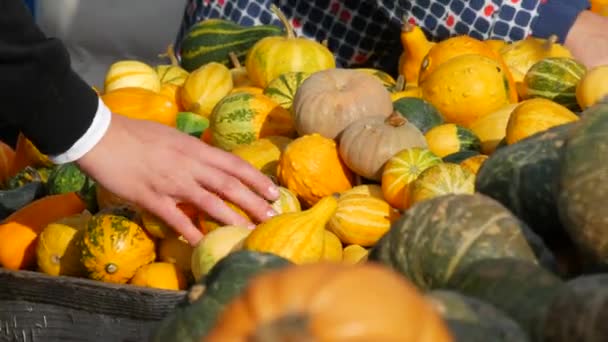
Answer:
209, 92, 295, 151
263, 71, 311, 110
424, 123, 481, 158
244, 195, 338, 264
158, 235, 194, 274
505, 98, 579, 145
36, 212, 91, 277
322, 230, 343, 262
328, 192, 400, 247
155, 64, 189, 86
410, 163, 475, 206
469, 103, 519, 154
342, 244, 369, 265
381, 147, 442, 210
180, 62, 233, 117
104, 60, 161, 93
339, 113, 428, 181
230, 136, 293, 177
205, 263, 454, 342
392, 96, 445, 134
80, 212, 156, 284
293, 68, 393, 139
399, 21, 435, 86
101, 87, 179, 126
270, 186, 301, 215
277, 134, 354, 207
356, 68, 397, 90
245, 5, 335, 88
421, 55, 516, 127
576, 65, 608, 110
343, 184, 385, 199
521, 57, 586, 110
230, 86, 263, 95
130, 262, 187, 291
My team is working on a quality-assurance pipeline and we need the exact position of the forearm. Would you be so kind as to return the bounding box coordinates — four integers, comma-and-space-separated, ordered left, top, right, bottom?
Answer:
0, 0, 110, 162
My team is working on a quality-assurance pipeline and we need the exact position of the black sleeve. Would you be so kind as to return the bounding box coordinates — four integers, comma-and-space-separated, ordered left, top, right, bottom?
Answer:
0, 0, 99, 156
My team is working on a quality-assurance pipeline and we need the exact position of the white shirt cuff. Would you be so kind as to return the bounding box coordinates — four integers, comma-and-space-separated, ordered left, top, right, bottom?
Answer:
49, 97, 112, 164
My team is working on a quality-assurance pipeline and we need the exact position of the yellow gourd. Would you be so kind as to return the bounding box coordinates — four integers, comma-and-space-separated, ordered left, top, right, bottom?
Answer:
180, 62, 233, 117
398, 19, 435, 86
576, 65, 608, 110
322, 230, 343, 262
104, 60, 161, 93
191, 225, 251, 281
342, 244, 369, 265
156, 44, 190, 86
505, 98, 579, 145
244, 195, 338, 264
231, 136, 293, 177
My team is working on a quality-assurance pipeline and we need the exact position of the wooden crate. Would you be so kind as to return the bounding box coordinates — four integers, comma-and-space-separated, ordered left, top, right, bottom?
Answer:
0, 268, 187, 342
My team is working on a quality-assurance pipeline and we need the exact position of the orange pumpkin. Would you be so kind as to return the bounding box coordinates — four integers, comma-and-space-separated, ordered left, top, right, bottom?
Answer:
206, 263, 453, 341
101, 87, 179, 127
129, 262, 187, 291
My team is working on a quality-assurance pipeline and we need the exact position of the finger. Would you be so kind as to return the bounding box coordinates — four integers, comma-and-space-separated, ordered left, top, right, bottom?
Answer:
195, 165, 277, 223
195, 143, 280, 201
143, 196, 204, 246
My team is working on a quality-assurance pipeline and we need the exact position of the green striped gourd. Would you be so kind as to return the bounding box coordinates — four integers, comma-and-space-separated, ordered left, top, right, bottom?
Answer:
521, 57, 586, 110
369, 193, 555, 290
424, 123, 481, 158
355, 68, 397, 91
263, 72, 311, 110
179, 19, 284, 72
393, 97, 445, 134
409, 163, 475, 206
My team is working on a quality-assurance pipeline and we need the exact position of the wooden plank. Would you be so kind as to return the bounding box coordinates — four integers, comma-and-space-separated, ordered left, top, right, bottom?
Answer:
0, 268, 187, 321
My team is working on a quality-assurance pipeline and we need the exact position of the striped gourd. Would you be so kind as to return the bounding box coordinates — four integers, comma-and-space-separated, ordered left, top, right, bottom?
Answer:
410, 163, 475, 206
522, 57, 586, 110
263, 72, 311, 110
104, 60, 160, 93
424, 123, 481, 158
209, 92, 296, 151
356, 68, 397, 91
180, 62, 233, 117
381, 147, 442, 210
179, 19, 284, 72
328, 190, 401, 247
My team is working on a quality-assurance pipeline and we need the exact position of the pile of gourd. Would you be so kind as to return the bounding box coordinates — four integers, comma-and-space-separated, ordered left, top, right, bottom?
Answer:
1, 4, 608, 342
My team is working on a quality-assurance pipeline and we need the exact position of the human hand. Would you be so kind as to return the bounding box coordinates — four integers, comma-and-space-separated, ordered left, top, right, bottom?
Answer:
76, 113, 280, 246
565, 10, 608, 68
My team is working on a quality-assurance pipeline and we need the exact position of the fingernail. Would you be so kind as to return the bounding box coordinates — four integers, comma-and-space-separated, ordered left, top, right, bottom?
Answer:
266, 208, 278, 218
247, 223, 257, 229
268, 185, 280, 198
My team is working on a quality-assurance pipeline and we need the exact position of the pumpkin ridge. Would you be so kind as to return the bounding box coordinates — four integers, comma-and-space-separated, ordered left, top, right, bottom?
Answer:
333, 213, 388, 229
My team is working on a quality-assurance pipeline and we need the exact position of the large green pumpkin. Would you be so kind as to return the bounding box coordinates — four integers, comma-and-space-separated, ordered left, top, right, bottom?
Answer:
47, 162, 88, 195
521, 57, 586, 110
393, 97, 445, 134
151, 250, 292, 342
368, 193, 555, 290
446, 258, 563, 342
427, 290, 529, 342
557, 101, 608, 264
179, 19, 284, 71
543, 274, 608, 342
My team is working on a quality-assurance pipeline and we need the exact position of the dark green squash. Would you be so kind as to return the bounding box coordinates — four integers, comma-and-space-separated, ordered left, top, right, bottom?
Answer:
47, 162, 88, 195
151, 250, 292, 342
393, 97, 445, 133
6, 166, 52, 190
443, 150, 481, 164
557, 101, 608, 265
368, 193, 555, 290
446, 258, 564, 342
543, 274, 608, 342
427, 290, 529, 342
0, 182, 46, 219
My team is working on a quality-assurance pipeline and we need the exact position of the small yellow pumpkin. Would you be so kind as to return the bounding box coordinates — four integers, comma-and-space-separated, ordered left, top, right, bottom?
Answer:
505, 98, 579, 145
322, 230, 343, 262
158, 235, 194, 275
245, 5, 336, 88
104, 60, 161, 93
129, 262, 187, 291
244, 195, 338, 264
576, 65, 608, 110
342, 244, 369, 265
181, 62, 233, 117
231, 136, 293, 177
469, 103, 519, 154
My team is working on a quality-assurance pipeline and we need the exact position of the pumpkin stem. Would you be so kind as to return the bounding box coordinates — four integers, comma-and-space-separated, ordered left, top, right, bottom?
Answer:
402, 16, 415, 32
250, 313, 314, 342
543, 35, 558, 51
394, 75, 405, 92
158, 44, 180, 66
385, 112, 407, 127
270, 4, 296, 39
187, 284, 206, 303
229, 52, 242, 69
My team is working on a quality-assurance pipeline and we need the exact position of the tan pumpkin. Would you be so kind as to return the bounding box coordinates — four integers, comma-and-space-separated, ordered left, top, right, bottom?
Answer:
180, 62, 233, 117
277, 134, 354, 207
129, 262, 187, 291
206, 263, 453, 342
293, 68, 394, 139
244, 195, 338, 264
322, 230, 343, 262
505, 98, 579, 145
342, 244, 369, 265
231, 136, 293, 177
328, 192, 400, 247
270, 186, 301, 215
104, 60, 161, 93
339, 112, 427, 181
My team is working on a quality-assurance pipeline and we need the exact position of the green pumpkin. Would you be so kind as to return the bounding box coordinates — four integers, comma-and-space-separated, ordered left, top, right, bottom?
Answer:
557, 101, 608, 264
47, 162, 88, 195
6, 166, 53, 190
179, 19, 284, 72
447, 258, 564, 342
521, 57, 586, 110
393, 97, 445, 133
176, 112, 209, 138
263, 71, 311, 110
427, 290, 529, 342
151, 250, 292, 342
369, 193, 555, 290
543, 274, 608, 342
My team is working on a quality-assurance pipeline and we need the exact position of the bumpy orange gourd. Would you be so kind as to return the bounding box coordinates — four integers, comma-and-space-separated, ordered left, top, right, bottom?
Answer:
0, 192, 86, 270
277, 134, 354, 207
244, 195, 338, 264
102, 87, 179, 127
129, 262, 187, 291
80, 213, 156, 284
328, 192, 400, 247
399, 20, 435, 86
206, 263, 453, 342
